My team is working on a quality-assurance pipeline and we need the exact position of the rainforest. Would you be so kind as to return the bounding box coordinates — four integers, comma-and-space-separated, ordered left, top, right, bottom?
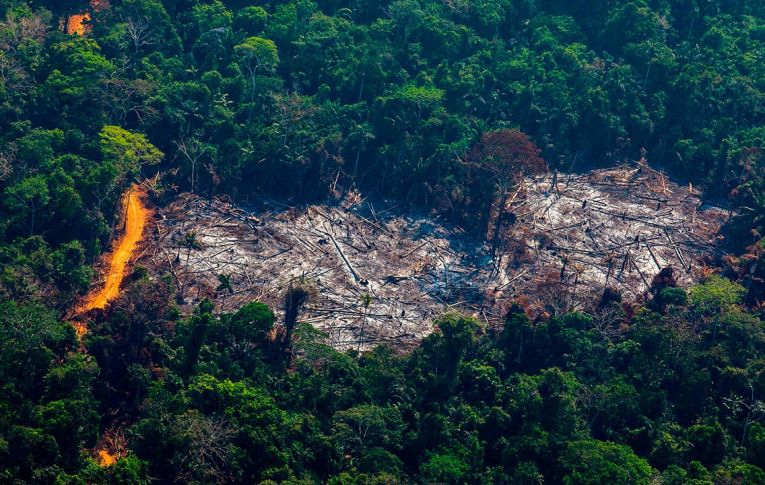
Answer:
2, 0, 765, 483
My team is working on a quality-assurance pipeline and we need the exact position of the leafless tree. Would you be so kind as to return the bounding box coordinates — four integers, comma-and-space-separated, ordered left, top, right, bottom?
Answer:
590, 304, 626, 343
575, 383, 632, 430
98, 427, 129, 463
0, 144, 16, 181
173, 412, 234, 483
533, 271, 579, 317
722, 377, 765, 445
121, 14, 156, 55
0, 10, 48, 99
174, 137, 210, 194
272, 93, 317, 147
101, 71, 158, 125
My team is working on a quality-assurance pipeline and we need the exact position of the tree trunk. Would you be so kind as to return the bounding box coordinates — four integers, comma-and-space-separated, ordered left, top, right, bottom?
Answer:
190, 160, 196, 194
357, 306, 369, 354
643, 62, 652, 91
29, 207, 36, 236
491, 190, 509, 259
357, 73, 365, 103
353, 149, 361, 180
248, 73, 256, 123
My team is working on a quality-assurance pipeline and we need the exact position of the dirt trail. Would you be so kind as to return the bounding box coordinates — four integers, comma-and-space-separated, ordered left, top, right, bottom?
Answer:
79, 185, 149, 313
66, 4, 136, 467
71, 184, 149, 467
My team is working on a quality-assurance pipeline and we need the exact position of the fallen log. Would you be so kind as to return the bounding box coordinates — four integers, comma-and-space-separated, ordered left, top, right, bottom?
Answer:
325, 229, 366, 285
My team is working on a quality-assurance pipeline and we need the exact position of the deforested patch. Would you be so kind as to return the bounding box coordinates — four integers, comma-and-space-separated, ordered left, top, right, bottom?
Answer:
141, 166, 726, 350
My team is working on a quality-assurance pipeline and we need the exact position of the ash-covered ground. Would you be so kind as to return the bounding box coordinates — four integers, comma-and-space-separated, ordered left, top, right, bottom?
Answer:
140, 166, 727, 350
495, 166, 727, 316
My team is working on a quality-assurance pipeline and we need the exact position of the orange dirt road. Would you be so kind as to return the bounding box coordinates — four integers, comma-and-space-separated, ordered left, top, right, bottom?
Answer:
79, 185, 149, 313
71, 184, 148, 466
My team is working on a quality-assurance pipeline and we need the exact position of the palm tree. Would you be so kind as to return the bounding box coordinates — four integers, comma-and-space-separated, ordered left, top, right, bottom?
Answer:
184, 231, 199, 268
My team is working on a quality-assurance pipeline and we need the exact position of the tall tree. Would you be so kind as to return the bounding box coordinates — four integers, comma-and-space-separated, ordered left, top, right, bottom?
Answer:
465, 129, 546, 255
234, 36, 279, 121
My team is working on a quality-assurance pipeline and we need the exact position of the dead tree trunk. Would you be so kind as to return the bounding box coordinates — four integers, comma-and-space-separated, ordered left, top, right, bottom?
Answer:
491, 190, 509, 259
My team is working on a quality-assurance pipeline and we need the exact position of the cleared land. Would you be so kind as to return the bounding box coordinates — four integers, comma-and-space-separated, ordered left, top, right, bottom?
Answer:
140, 166, 727, 350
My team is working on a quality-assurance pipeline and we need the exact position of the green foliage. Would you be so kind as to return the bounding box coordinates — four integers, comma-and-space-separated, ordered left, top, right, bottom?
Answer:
235, 7, 268, 36
99, 125, 163, 180
4, 175, 49, 234
332, 404, 404, 455
419, 450, 469, 483
690, 276, 746, 315
234, 36, 279, 73
561, 439, 654, 485
660, 287, 688, 307
0, 302, 97, 478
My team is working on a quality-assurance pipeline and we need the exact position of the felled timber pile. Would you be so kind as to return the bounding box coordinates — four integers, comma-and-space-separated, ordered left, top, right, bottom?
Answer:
141, 165, 727, 350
